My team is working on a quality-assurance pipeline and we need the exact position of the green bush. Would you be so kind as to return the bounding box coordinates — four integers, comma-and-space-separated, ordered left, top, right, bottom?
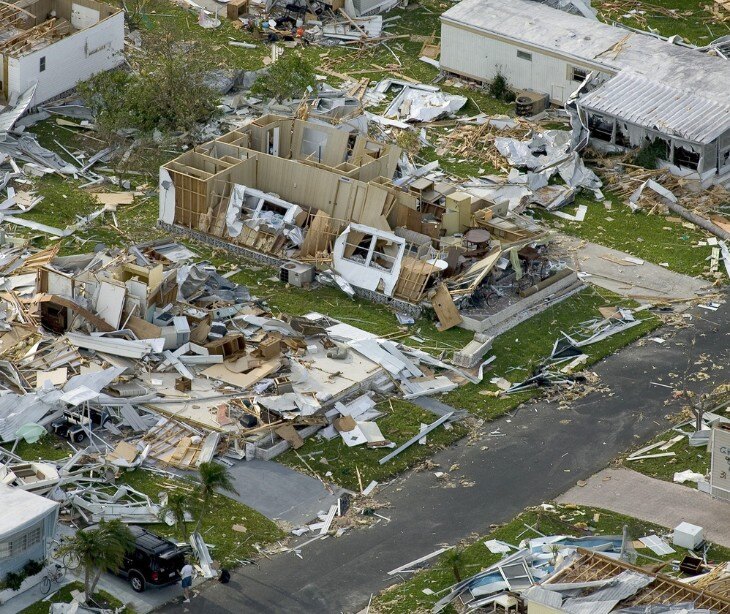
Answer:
633, 139, 669, 169
23, 560, 44, 577
5, 571, 23, 591
251, 53, 316, 102
488, 72, 509, 100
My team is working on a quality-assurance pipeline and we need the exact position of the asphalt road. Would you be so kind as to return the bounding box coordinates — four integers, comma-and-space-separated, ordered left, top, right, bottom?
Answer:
158, 296, 729, 614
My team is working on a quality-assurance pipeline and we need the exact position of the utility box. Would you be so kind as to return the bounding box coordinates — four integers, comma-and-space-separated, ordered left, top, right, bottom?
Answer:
280, 262, 315, 287
515, 89, 551, 116
673, 522, 704, 549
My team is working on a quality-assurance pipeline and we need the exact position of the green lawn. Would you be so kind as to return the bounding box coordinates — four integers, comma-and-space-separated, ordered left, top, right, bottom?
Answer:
278, 399, 468, 491
623, 427, 710, 486
594, 0, 729, 45
19, 582, 134, 614
372, 503, 730, 613
533, 192, 714, 278
279, 288, 658, 491
2, 433, 74, 462
441, 286, 659, 414
118, 469, 285, 567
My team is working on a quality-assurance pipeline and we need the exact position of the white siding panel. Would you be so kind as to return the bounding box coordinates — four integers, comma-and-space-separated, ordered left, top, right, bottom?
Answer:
440, 23, 588, 104
9, 11, 124, 105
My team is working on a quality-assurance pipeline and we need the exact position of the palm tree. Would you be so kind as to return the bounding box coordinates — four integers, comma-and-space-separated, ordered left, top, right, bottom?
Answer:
60, 519, 135, 603
195, 461, 238, 532
159, 491, 192, 540
442, 547, 465, 583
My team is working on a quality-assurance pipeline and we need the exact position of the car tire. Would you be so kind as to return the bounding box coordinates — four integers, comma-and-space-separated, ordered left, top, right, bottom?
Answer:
129, 572, 145, 593
73, 431, 86, 443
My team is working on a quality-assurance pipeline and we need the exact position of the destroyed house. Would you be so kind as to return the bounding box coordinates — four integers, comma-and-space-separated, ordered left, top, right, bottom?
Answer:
530, 548, 730, 613
159, 115, 515, 307
440, 0, 730, 181
0, 0, 124, 105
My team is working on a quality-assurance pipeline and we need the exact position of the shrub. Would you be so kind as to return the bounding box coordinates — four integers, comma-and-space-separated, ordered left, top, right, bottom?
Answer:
488, 72, 509, 100
23, 559, 44, 577
633, 139, 669, 169
251, 53, 316, 102
4, 571, 23, 591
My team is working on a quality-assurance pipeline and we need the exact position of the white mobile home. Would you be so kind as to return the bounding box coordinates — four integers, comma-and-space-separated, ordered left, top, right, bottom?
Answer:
0, 485, 59, 579
0, 0, 124, 106
440, 0, 730, 180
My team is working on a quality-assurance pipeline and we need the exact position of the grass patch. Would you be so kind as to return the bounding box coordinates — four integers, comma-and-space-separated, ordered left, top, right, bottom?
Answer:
441, 286, 660, 415
19, 581, 134, 614
226, 261, 474, 350
2, 433, 74, 462
594, 0, 729, 46
118, 469, 284, 567
372, 503, 730, 613
622, 429, 709, 486
134, 0, 510, 121
278, 399, 468, 491
534, 191, 712, 277
8, 172, 168, 254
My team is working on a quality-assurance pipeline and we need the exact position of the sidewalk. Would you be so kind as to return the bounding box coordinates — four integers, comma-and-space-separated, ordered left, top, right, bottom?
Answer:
3, 567, 197, 613
557, 467, 730, 547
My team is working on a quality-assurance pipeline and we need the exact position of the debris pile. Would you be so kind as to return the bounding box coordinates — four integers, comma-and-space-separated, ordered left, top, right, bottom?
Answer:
0, 238, 489, 522
433, 518, 730, 613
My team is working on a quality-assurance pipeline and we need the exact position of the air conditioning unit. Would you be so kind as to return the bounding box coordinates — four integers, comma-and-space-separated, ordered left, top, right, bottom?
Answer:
280, 262, 315, 288
515, 89, 551, 117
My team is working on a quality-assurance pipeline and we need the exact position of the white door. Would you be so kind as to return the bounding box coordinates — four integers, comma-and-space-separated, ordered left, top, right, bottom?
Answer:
551, 85, 564, 103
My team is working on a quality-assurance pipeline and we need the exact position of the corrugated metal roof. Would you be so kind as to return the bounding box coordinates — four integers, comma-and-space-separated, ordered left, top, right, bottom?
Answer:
441, 0, 730, 105
524, 586, 563, 608
577, 72, 730, 144
561, 570, 653, 614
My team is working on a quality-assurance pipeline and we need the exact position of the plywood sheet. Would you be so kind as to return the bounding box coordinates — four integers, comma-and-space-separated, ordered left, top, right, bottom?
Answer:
431, 284, 462, 331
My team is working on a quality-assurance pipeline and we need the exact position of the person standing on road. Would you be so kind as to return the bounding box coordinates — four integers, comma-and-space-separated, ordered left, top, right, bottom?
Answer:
181, 560, 194, 603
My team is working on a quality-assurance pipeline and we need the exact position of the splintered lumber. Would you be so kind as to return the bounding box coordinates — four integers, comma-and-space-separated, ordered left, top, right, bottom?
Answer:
626, 452, 676, 461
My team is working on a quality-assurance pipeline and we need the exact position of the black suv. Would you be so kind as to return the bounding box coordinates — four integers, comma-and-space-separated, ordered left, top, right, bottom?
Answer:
117, 526, 188, 592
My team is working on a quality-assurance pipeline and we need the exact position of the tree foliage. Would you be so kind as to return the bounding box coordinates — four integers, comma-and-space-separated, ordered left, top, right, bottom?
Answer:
79, 35, 219, 136
60, 519, 135, 603
251, 53, 316, 102
195, 461, 238, 532
119, 0, 151, 30
160, 491, 193, 540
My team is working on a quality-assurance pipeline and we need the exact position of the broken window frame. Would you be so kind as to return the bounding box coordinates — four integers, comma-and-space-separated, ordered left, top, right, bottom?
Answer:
587, 113, 614, 143
569, 66, 589, 83
672, 141, 701, 171
342, 233, 398, 272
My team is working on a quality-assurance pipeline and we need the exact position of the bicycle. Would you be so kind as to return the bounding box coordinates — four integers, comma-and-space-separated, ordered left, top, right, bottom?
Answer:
40, 563, 66, 595
48, 537, 81, 570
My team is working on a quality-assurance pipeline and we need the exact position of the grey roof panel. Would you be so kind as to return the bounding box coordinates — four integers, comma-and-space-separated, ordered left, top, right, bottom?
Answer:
577, 72, 730, 144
